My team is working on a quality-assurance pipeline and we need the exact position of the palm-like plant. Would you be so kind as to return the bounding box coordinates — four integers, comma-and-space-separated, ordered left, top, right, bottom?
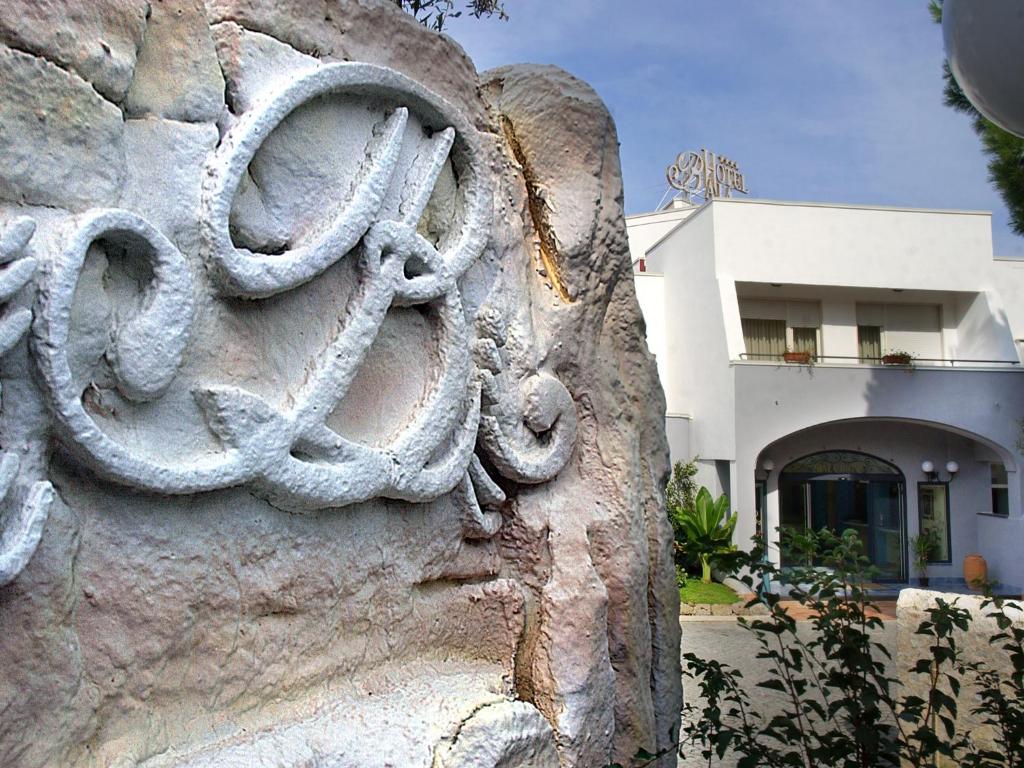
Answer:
678, 487, 738, 584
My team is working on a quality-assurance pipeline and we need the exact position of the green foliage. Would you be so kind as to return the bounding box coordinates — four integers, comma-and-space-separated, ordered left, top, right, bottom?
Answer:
668, 529, 1024, 767
911, 527, 941, 576
666, 456, 699, 519
666, 457, 702, 574
675, 563, 688, 590
930, 0, 1024, 238
676, 487, 739, 584
679, 580, 739, 606
392, 0, 507, 31
956, 595, 1024, 767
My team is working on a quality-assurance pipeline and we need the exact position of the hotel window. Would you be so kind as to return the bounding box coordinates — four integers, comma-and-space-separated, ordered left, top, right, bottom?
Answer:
739, 299, 821, 360
741, 318, 786, 359
857, 325, 882, 363
856, 303, 942, 364
918, 483, 952, 563
991, 463, 1009, 516
792, 327, 818, 358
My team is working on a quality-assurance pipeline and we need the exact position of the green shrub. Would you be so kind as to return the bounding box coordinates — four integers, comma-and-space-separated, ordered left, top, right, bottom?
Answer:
610, 529, 1024, 767
675, 564, 688, 590
666, 457, 700, 519
674, 486, 739, 584
911, 526, 941, 581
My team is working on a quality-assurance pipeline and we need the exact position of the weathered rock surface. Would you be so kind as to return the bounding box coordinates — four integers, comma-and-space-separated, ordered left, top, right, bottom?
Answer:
123, 0, 225, 123
897, 588, 1024, 765
0, 45, 125, 210
0, 2, 680, 766
0, 0, 148, 103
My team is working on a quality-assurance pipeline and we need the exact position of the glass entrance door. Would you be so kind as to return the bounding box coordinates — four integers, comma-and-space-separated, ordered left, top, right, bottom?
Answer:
779, 451, 906, 581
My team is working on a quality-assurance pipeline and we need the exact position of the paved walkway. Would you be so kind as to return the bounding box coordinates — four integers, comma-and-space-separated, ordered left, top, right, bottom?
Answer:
774, 598, 897, 621
676, 607, 897, 767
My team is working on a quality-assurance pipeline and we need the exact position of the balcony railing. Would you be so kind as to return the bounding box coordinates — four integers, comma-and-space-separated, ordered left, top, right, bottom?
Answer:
737, 352, 1020, 367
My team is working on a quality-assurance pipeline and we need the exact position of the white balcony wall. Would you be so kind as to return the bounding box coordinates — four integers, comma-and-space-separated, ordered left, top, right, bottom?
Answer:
953, 291, 1019, 363
711, 199, 993, 290
733, 284, 1004, 365
990, 258, 1024, 362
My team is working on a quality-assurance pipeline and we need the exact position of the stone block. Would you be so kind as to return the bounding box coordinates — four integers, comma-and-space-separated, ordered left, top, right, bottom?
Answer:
0, 0, 147, 102
0, 3, 680, 766
897, 588, 1024, 764
0, 45, 124, 210
123, 0, 226, 122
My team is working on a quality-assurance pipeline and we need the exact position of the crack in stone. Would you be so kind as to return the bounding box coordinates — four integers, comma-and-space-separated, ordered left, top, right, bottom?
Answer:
499, 115, 574, 305
0, 41, 121, 109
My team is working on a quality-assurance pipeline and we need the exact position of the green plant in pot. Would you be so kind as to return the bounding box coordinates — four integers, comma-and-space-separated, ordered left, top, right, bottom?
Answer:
677, 487, 739, 584
911, 527, 940, 587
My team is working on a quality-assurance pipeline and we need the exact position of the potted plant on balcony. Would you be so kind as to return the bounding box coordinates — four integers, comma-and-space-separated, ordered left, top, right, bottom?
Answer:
881, 349, 914, 366
783, 347, 813, 365
911, 528, 940, 588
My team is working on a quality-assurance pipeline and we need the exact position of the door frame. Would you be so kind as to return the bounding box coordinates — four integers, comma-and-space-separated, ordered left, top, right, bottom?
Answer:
779, 450, 908, 582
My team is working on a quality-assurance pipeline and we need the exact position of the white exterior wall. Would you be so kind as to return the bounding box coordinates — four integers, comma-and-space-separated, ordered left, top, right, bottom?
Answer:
821, 298, 859, 359
625, 205, 695, 270
633, 272, 668, 399
992, 258, 1024, 361
653, 206, 737, 463
954, 291, 1018, 362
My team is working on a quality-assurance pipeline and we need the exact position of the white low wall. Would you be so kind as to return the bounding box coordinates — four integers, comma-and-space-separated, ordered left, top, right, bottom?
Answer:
977, 513, 1024, 590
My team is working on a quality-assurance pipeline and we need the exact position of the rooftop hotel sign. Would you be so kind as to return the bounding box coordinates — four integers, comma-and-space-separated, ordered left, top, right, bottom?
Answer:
666, 148, 749, 202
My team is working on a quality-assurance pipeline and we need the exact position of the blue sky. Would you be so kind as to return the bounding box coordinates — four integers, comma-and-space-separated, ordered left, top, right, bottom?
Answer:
443, 0, 1024, 256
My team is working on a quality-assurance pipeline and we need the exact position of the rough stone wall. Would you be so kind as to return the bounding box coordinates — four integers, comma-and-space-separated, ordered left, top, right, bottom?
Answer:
897, 588, 1024, 765
0, 2, 680, 766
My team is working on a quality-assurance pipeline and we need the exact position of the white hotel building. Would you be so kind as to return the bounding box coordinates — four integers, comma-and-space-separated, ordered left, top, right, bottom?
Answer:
629, 196, 1024, 589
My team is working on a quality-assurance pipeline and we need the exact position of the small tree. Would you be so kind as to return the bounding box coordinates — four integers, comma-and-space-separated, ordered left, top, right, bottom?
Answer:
666, 456, 699, 516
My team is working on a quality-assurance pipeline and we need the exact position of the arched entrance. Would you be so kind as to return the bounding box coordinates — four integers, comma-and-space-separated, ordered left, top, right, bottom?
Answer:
779, 450, 906, 581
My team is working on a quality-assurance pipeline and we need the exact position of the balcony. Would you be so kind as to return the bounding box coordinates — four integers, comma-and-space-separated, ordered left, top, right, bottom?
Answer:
737, 352, 1020, 368
732, 360, 1024, 473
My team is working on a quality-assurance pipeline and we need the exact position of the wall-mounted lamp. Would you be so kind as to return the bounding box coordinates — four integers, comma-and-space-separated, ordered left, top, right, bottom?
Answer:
761, 458, 775, 479
922, 459, 959, 482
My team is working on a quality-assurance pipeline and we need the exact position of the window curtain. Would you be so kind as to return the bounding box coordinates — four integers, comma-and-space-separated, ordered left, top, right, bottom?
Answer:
742, 318, 786, 359
792, 327, 818, 358
858, 325, 881, 362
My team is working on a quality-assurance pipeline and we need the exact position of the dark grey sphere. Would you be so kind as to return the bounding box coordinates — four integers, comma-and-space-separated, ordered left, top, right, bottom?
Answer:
943, 0, 1024, 138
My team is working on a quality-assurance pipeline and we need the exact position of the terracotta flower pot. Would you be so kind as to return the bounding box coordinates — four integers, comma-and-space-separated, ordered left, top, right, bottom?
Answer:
882, 353, 912, 365
783, 351, 811, 364
964, 553, 988, 590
